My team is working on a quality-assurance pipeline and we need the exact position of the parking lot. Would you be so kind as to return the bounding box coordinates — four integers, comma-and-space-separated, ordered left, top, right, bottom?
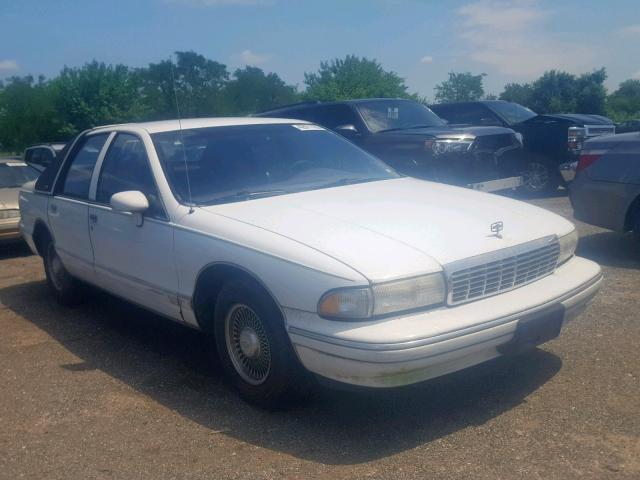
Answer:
0, 194, 638, 480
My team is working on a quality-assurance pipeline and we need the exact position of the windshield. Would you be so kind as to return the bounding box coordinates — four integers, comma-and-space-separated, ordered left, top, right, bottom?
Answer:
356, 99, 445, 133
0, 162, 39, 188
152, 123, 399, 205
489, 101, 537, 125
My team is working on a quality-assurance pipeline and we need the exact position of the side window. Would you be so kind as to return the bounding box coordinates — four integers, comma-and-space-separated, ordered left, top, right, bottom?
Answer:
315, 105, 359, 129
61, 134, 109, 199
41, 148, 55, 167
455, 104, 501, 126
96, 133, 165, 220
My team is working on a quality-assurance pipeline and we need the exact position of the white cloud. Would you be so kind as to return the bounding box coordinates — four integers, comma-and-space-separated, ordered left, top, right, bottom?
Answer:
420, 55, 433, 64
171, 0, 270, 6
239, 49, 273, 66
0, 59, 19, 73
618, 24, 640, 37
456, 0, 593, 78
632, 70, 640, 80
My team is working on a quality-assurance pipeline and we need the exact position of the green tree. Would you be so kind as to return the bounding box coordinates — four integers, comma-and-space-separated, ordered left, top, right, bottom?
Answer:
434, 72, 485, 103
50, 61, 147, 137
528, 70, 577, 113
575, 68, 607, 115
222, 66, 298, 114
139, 51, 229, 119
0, 75, 62, 152
499, 82, 534, 106
303, 55, 410, 101
607, 79, 640, 121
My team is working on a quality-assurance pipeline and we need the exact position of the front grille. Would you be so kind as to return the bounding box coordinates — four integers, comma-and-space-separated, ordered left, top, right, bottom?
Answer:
472, 134, 517, 152
585, 125, 615, 137
446, 237, 560, 305
0, 209, 20, 220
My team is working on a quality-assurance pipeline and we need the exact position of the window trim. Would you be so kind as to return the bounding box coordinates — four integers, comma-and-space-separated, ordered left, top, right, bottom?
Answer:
90, 131, 169, 222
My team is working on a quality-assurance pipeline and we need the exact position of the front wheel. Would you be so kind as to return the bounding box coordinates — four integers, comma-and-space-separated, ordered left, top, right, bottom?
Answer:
522, 160, 560, 195
213, 279, 308, 409
43, 241, 84, 306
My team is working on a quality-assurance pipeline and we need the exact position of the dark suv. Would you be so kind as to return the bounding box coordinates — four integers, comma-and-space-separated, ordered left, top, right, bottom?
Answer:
257, 98, 525, 192
429, 100, 616, 193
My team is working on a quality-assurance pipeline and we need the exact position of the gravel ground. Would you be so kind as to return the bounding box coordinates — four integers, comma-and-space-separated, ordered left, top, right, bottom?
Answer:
0, 194, 638, 479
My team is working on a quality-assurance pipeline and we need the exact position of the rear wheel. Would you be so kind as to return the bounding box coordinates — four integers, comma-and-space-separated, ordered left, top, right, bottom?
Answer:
43, 240, 83, 306
213, 278, 308, 409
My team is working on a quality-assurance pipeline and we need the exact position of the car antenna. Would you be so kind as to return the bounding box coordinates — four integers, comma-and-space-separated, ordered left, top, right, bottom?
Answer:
170, 54, 195, 214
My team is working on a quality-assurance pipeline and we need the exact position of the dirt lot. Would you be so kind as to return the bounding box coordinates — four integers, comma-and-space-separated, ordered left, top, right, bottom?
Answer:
0, 195, 638, 480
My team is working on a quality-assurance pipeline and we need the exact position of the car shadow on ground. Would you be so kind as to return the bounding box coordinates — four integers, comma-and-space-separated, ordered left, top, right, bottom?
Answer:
0, 241, 32, 260
576, 231, 640, 269
0, 280, 562, 465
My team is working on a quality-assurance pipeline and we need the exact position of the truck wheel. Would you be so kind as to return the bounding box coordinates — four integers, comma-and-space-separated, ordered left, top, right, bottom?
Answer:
522, 160, 559, 195
43, 240, 83, 306
213, 278, 308, 409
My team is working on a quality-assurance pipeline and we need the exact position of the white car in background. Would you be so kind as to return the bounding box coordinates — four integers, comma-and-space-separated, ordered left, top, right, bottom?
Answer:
19, 118, 602, 407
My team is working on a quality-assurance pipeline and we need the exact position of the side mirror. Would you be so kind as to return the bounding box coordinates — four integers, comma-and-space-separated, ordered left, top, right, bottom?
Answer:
110, 190, 149, 227
335, 124, 359, 137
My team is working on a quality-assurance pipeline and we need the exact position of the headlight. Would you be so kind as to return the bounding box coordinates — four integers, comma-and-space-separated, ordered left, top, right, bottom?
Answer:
514, 132, 524, 145
558, 229, 578, 265
432, 138, 474, 155
567, 127, 586, 153
318, 273, 445, 320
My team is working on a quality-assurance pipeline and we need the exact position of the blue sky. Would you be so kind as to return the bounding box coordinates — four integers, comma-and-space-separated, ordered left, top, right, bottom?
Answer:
2, 0, 639, 99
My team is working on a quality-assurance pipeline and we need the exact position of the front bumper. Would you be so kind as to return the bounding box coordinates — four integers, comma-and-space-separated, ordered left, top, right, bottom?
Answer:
0, 218, 21, 242
285, 256, 601, 388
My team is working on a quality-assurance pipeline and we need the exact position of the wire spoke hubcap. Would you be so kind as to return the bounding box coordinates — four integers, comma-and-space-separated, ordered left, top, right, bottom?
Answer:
225, 304, 271, 385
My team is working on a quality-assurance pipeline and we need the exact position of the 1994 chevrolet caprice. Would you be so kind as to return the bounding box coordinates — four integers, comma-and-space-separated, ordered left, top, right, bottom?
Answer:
19, 118, 602, 407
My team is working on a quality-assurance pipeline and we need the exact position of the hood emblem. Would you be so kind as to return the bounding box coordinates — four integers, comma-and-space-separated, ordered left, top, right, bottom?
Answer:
489, 221, 504, 239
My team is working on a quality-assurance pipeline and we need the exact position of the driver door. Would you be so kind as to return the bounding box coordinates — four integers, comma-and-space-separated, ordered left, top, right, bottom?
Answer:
88, 132, 179, 319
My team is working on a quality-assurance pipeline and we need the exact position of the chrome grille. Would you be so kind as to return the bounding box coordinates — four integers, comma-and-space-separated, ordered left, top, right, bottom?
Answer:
446, 237, 560, 305
0, 209, 20, 220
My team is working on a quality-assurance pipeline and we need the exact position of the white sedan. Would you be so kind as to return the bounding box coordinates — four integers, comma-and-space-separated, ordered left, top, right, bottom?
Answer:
19, 118, 602, 407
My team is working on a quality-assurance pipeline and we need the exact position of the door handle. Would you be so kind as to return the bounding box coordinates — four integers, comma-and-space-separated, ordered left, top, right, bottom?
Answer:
89, 214, 98, 224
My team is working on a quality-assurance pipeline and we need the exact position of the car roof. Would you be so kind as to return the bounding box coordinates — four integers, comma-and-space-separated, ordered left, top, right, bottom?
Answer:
89, 117, 310, 135
257, 98, 416, 115
430, 100, 510, 106
26, 143, 66, 151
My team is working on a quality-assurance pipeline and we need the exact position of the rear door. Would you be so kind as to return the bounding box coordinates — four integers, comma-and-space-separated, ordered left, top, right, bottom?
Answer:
88, 132, 179, 319
48, 133, 111, 281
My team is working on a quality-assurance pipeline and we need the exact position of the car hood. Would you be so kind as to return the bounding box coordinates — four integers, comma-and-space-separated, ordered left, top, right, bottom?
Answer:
200, 178, 574, 282
383, 125, 513, 139
533, 113, 614, 126
0, 187, 20, 209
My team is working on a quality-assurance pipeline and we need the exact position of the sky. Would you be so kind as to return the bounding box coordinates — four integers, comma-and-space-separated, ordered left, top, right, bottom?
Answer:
2, 0, 639, 99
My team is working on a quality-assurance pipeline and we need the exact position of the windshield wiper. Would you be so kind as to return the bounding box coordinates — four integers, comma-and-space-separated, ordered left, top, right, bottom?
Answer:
209, 189, 287, 204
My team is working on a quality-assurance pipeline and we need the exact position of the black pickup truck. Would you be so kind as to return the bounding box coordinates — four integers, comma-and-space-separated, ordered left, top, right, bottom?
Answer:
257, 98, 525, 192
429, 100, 616, 193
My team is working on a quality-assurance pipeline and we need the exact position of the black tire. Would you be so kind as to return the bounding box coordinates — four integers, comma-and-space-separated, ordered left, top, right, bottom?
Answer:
42, 240, 84, 306
213, 278, 309, 409
522, 158, 560, 195
632, 205, 640, 239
